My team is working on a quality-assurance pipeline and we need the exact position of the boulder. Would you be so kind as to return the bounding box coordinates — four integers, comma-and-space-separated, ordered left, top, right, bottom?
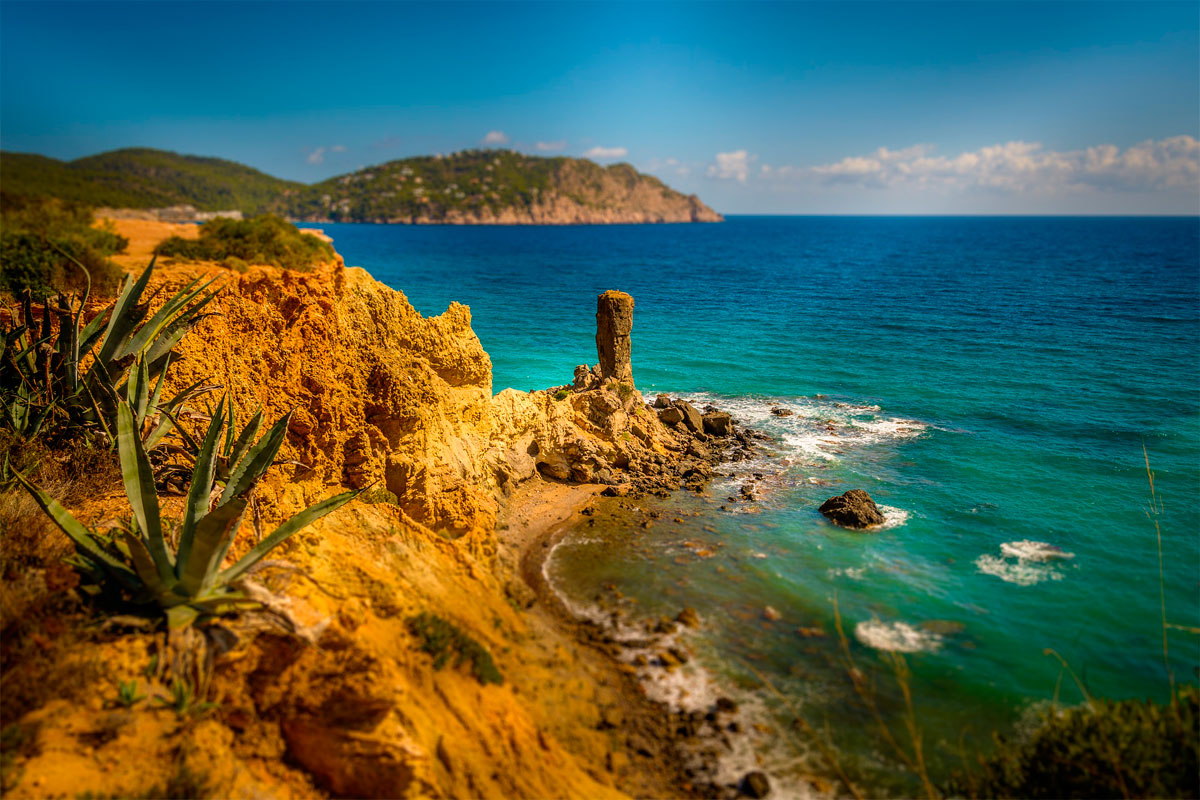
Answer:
818, 489, 885, 529
573, 364, 593, 391
675, 607, 700, 628
769, 407, 794, 417
657, 406, 684, 426
654, 393, 671, 409
702, 412, 732, 437
675, 400, 703, 434
595, 291, 634, 383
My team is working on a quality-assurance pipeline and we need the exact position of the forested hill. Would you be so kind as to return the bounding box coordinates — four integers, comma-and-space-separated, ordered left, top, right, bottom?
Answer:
0, 148, 301, 215
280, 150, 723, 224
1, 147, 722, 224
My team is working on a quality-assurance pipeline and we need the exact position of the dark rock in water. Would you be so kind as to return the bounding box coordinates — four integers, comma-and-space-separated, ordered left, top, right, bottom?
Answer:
741, 771, 771, 798
703, 412, 732, 437
676, 607, 701, 628
596, 290, 635, 383
658, 406, 684, 426
769, 407, 794, 417
819, 489, 885, 529
600, 484, 630, 497
675, 400, 704, 434
654, 393, 671, 409
715, 696, 738, 713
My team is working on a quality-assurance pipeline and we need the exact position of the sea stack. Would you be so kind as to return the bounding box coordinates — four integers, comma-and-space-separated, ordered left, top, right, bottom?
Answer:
596, 290, 635, 384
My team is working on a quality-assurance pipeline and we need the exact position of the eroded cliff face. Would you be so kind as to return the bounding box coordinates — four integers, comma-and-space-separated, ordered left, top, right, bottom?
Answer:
3, 221, 746, 799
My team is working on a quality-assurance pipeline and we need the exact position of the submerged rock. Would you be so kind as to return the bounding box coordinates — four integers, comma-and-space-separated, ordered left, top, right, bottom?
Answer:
819, 489, 885, 529
741, 770, 772, 798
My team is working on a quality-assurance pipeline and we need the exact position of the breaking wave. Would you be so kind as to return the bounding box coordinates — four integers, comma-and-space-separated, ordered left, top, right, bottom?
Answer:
855, 620, 944, 653
976, 540, 1074, 585
673, 392, 927, 464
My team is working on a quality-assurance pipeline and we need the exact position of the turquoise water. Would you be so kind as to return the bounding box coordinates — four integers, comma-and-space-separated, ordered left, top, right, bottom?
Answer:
322, 216, 1199, 791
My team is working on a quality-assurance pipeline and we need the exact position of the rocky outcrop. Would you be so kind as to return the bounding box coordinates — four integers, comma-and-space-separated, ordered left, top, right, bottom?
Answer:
819, 490, 885, 529
596, 291, 634, 383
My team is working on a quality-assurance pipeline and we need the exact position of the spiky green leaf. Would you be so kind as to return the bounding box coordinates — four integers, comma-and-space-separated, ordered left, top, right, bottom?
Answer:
177, 397, 227, 574
220, 490, 357, 584
219, 411, 291, 506
116, 401, 174, 583
178, 496, 247, 596
121, 532, 180, 602
11, 468, 139, 590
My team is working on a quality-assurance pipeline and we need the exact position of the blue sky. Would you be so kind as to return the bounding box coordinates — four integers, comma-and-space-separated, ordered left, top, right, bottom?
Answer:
2, 1, 1197, 213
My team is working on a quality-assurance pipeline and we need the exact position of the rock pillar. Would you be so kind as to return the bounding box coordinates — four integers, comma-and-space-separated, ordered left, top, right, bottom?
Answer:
595, 290, 634, 384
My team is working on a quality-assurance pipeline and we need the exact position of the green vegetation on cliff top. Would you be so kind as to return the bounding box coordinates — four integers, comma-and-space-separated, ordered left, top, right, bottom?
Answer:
0, 148, 301, 215
1, 147, 716, 223
155, 214, 335, 272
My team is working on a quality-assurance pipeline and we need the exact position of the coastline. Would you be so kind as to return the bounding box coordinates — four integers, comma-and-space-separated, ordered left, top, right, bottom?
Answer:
497, 478, 696, 798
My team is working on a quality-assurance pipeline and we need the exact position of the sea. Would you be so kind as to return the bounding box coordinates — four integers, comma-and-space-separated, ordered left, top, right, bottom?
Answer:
318, 216, 1199, 795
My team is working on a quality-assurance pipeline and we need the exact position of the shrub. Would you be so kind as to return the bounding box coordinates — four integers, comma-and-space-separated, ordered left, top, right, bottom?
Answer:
0, 193, 126, 298
155, 214, 334, 272
13, 396, 358, 629
553, 389, 570, 401
361, 487, 400, 505
945, 686, 1199, 799
616, 382, 634, 401
407, 612, 503, 685
0, 260, 217, 451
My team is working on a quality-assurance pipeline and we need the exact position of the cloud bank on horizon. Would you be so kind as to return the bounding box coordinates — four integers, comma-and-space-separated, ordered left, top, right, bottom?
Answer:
678, 136, 1199, 213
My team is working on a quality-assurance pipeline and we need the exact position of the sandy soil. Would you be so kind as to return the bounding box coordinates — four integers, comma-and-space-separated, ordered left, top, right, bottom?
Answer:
497, 478, 694, 799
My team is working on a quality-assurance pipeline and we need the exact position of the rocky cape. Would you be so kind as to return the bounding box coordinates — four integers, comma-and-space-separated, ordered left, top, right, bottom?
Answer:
1, 220, 749, 799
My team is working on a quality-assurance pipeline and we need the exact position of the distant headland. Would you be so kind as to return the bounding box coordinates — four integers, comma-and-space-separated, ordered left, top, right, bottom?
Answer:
0, 147, 723, 225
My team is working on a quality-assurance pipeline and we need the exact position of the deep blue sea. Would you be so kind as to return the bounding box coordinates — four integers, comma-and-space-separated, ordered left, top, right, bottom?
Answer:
320, 216, 1199, 794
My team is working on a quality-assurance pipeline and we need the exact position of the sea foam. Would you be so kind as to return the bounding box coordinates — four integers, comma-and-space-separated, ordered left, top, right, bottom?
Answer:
976, 540, 1074, 586
855, 619, 944, 653
673, 391, 927, 465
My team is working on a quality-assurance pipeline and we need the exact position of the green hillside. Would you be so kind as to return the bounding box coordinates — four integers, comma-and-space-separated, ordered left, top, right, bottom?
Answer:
0, 148, 301, 214
275, 149, 718, 223
1, 147, 720, 224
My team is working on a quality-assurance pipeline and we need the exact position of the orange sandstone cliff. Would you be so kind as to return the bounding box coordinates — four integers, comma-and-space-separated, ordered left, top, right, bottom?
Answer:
0, 221, 749, 799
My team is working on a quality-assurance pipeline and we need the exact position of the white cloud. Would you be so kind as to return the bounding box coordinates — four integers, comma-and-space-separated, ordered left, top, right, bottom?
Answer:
535, 140, 566, 152
482, 130, 509, 145
306, 144, 347, 165
706, 150, 756, 183
762, 137, 1200, 194
584, 146, 628, 159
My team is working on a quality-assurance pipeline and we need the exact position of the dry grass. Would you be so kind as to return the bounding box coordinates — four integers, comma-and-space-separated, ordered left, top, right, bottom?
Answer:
0, 431, 120, 722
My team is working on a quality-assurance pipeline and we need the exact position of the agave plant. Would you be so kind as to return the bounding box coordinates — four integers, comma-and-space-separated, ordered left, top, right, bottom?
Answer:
0, 258, 217, 448
14, 397, 356, 628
